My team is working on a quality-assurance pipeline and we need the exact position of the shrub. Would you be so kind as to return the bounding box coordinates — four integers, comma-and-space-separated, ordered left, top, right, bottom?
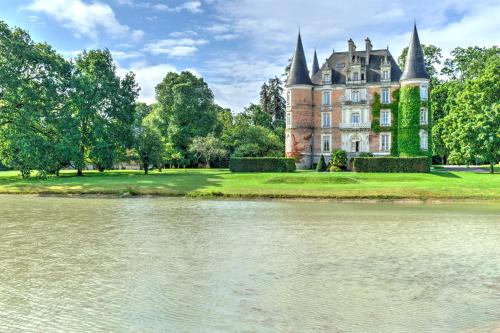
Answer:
316, 154, 327, 172
358, 152, 374, 158
329, 165, 342, 172
229, 157, 296, 172
353, 157, 430, 173
331, 149, 347, 170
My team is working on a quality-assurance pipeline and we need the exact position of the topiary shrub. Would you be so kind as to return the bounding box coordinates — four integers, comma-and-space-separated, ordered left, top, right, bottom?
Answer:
229, 157, 296, 172
331, 149, 347, 170
358, 152, 374, 158
329, 165, 342, 172
316, 154, 327, 172
353, 157, 430, 173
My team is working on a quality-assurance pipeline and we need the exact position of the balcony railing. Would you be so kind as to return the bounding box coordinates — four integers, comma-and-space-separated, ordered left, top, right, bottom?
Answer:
346, 79, 366, 85
339, 122, 371, 129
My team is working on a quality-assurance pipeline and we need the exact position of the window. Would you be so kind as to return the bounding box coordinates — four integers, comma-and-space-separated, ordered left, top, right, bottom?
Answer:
383, 70, 389, 80
286, 112, 292, 128
353, 72, 359, 81
286, 90, 291, 105
381, 110, 391, 126
322, 91, 331, 105
322, 112, 331, 128
352, 90, 360, 102
380, 133, 391, 151
321, 135, 331, 152
286, 133, 292, 152
420, 84, 428, 100
323, 73, 331, 84
420, 130, 428, 150
381, 89, 390, 103
351, 112, 360, 124
420, 108, 428, 125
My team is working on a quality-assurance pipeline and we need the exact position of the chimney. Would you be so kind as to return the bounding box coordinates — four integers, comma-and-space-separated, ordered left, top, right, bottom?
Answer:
365, 37, 372, 65
348, 38, 356, 62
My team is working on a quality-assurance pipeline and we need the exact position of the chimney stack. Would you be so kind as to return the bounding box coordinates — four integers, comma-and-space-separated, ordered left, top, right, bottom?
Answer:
348, 38, 356, 62
365, 37, 372, 65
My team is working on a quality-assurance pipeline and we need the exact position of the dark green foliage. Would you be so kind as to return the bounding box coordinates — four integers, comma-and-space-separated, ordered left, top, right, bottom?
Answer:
316, 154, 327, 172
353, 157, 430, 173
358, 152, 374, 157
372, 90, 399, 156
330, 150, 347, 170
229, 157, 296, 172
398, 86, 423, 157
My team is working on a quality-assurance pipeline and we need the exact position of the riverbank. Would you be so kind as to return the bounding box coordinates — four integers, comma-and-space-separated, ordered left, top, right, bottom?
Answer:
0, 169, 498, 201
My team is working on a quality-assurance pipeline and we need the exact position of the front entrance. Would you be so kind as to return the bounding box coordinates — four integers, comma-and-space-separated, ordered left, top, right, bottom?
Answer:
351, 134, 361, 152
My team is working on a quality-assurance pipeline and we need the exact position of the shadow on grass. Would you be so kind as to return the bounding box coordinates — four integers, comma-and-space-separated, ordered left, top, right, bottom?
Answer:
431, 171, 462, 178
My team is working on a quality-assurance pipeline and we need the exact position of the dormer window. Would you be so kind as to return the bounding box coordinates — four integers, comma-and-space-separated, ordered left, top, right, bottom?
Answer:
322, 73, 331, 84
353, 72, 359, 81
383, 70, 389, 80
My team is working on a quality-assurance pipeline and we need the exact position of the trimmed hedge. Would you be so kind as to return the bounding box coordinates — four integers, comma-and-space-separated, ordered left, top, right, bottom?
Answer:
353, 157, 430, 173
229, 157, 296, 172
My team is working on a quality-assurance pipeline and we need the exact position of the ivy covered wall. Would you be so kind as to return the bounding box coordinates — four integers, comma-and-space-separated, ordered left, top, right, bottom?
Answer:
397, 86, 424, 157
371, 90, 399, 156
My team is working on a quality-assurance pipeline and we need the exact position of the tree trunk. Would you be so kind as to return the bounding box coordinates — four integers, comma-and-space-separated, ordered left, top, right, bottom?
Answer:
144, 164, 149, 175
77, 168, 83, 176
490, 162, 495, 174
77, 144, 85, 176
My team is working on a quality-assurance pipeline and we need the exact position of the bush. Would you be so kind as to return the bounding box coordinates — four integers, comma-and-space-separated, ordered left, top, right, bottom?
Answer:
329, 165, 342, 172
331, 149, 347, 170
353, 157, 430, 173
358, 152, 374, 157
316, 154, 327, 172
229, 157, 296, 172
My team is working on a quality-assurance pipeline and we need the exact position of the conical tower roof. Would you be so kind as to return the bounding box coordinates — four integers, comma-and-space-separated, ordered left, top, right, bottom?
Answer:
310, 49, 320, 79
401, 23, 429, 81
287, 31, 312, 86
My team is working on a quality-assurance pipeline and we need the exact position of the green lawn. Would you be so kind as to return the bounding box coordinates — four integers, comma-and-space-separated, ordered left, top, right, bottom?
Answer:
0, 169, 498, 201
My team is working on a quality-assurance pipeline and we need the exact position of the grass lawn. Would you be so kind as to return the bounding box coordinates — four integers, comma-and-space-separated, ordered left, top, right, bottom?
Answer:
0, 169, 498, 201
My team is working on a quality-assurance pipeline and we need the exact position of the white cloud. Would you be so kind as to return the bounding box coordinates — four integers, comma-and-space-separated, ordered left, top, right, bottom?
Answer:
117, 62, 200, 104
25, 0, 144, 41
144, 38, 208, 57
153, 1, 203, 13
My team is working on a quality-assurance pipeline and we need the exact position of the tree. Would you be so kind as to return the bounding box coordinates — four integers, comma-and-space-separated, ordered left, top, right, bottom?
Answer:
71, 49, 139, 175
316, 154, 327, 172
154, 72, 217, 165
442, 56, 499, 173
136, 123, 164, 175
189, 134, 227, 168
230, 124, 283, 157
260, 77, 286, 139
441, 46, 499, 81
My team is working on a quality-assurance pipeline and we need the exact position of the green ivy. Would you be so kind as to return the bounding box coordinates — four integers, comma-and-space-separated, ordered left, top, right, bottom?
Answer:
371, 89, 399, 156
398, 86, 424, 157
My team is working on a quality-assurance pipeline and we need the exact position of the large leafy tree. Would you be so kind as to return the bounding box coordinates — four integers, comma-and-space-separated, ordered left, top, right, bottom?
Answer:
154, 71, 217, 164
71, 49, 139, 175
189, 134, 227, 168
260, 77, 286, 139
0, 21, 74, 178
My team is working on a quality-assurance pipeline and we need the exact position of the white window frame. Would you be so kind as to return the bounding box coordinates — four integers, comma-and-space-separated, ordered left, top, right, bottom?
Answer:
353, 72, 359, 81
352, 90, 360, 102
420, 130, 428, 150
321, 134, 332, 153
286, 133, 292, 152
420, 83, 428, 100
380, 133, 391, 151
322, 91, 331, 105
351, 112, 360, 124
381, 88, 390, 104
286, 90, 291, 105
380, 110, 391, 126
420, 108, 428, 125
321, 112, 331, 128
286, 112, 292, 128
322, 73, 331, 84
383, 70, 389, 80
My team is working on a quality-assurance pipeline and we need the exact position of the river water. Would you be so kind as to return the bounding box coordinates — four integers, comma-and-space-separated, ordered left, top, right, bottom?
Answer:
0, 196, 499, 333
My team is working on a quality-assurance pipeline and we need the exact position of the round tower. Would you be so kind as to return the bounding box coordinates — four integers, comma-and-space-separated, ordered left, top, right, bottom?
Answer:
398, 23, 431, 157
285, 31, 314, 169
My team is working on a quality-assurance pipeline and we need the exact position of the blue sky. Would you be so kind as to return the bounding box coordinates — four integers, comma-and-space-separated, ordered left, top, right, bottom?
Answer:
2, 0, 499, 112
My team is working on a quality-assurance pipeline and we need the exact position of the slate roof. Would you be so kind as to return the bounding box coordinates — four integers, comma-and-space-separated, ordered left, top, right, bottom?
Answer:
286, 32, 312, 86
310, 49, 402, 85
310, 49, 320, 79
400, 23, 429, 81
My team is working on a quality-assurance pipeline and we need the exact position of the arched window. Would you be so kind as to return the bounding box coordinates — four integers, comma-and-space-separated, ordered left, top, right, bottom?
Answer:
286, 133, 292, 152
420, 130, 428, 150
286, 90, 291, 105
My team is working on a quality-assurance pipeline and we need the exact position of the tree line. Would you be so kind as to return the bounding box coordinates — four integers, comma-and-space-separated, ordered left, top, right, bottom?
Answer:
0, 21, 286, 177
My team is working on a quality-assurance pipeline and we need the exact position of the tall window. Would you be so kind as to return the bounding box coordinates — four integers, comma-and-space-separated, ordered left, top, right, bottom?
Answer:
286, 90, 291, 105
323, 73, 330, 84
381, 110, 391, 126
383, 70, 389, 80
286, 133, 292, 152
420, 108, 428, 125
351, 112, 361, 124
322, 112, 331, 128
380, 133, 391, 151
352, 90, 360, 102
420, 130, 428, 150
286, 112, 292, 128
353, 72, 359, 81
381, 89, 390, 103
322, 135, 331, 153
322, 91, 331, 105
420, 83, 428, 100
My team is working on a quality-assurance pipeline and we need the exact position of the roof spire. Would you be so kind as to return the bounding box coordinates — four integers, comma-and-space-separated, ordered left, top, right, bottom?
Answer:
400, 22, 429, 81
310, 48, 320, 79
287, 30, 312, 86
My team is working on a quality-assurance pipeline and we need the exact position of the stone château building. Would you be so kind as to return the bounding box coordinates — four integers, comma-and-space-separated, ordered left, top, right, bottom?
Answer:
285, 24, 430, 168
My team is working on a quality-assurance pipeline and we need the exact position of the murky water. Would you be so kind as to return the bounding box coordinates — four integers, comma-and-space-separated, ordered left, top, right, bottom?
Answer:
0, 196, 499, 333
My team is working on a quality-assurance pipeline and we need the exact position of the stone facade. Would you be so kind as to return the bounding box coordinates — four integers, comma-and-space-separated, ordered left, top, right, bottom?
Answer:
285, 25, 430, 169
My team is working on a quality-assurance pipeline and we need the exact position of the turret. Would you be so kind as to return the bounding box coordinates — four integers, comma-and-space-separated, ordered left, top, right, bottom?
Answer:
286, 31, 312, 86
310, 49, 320, 79
400, 23, 429, 82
